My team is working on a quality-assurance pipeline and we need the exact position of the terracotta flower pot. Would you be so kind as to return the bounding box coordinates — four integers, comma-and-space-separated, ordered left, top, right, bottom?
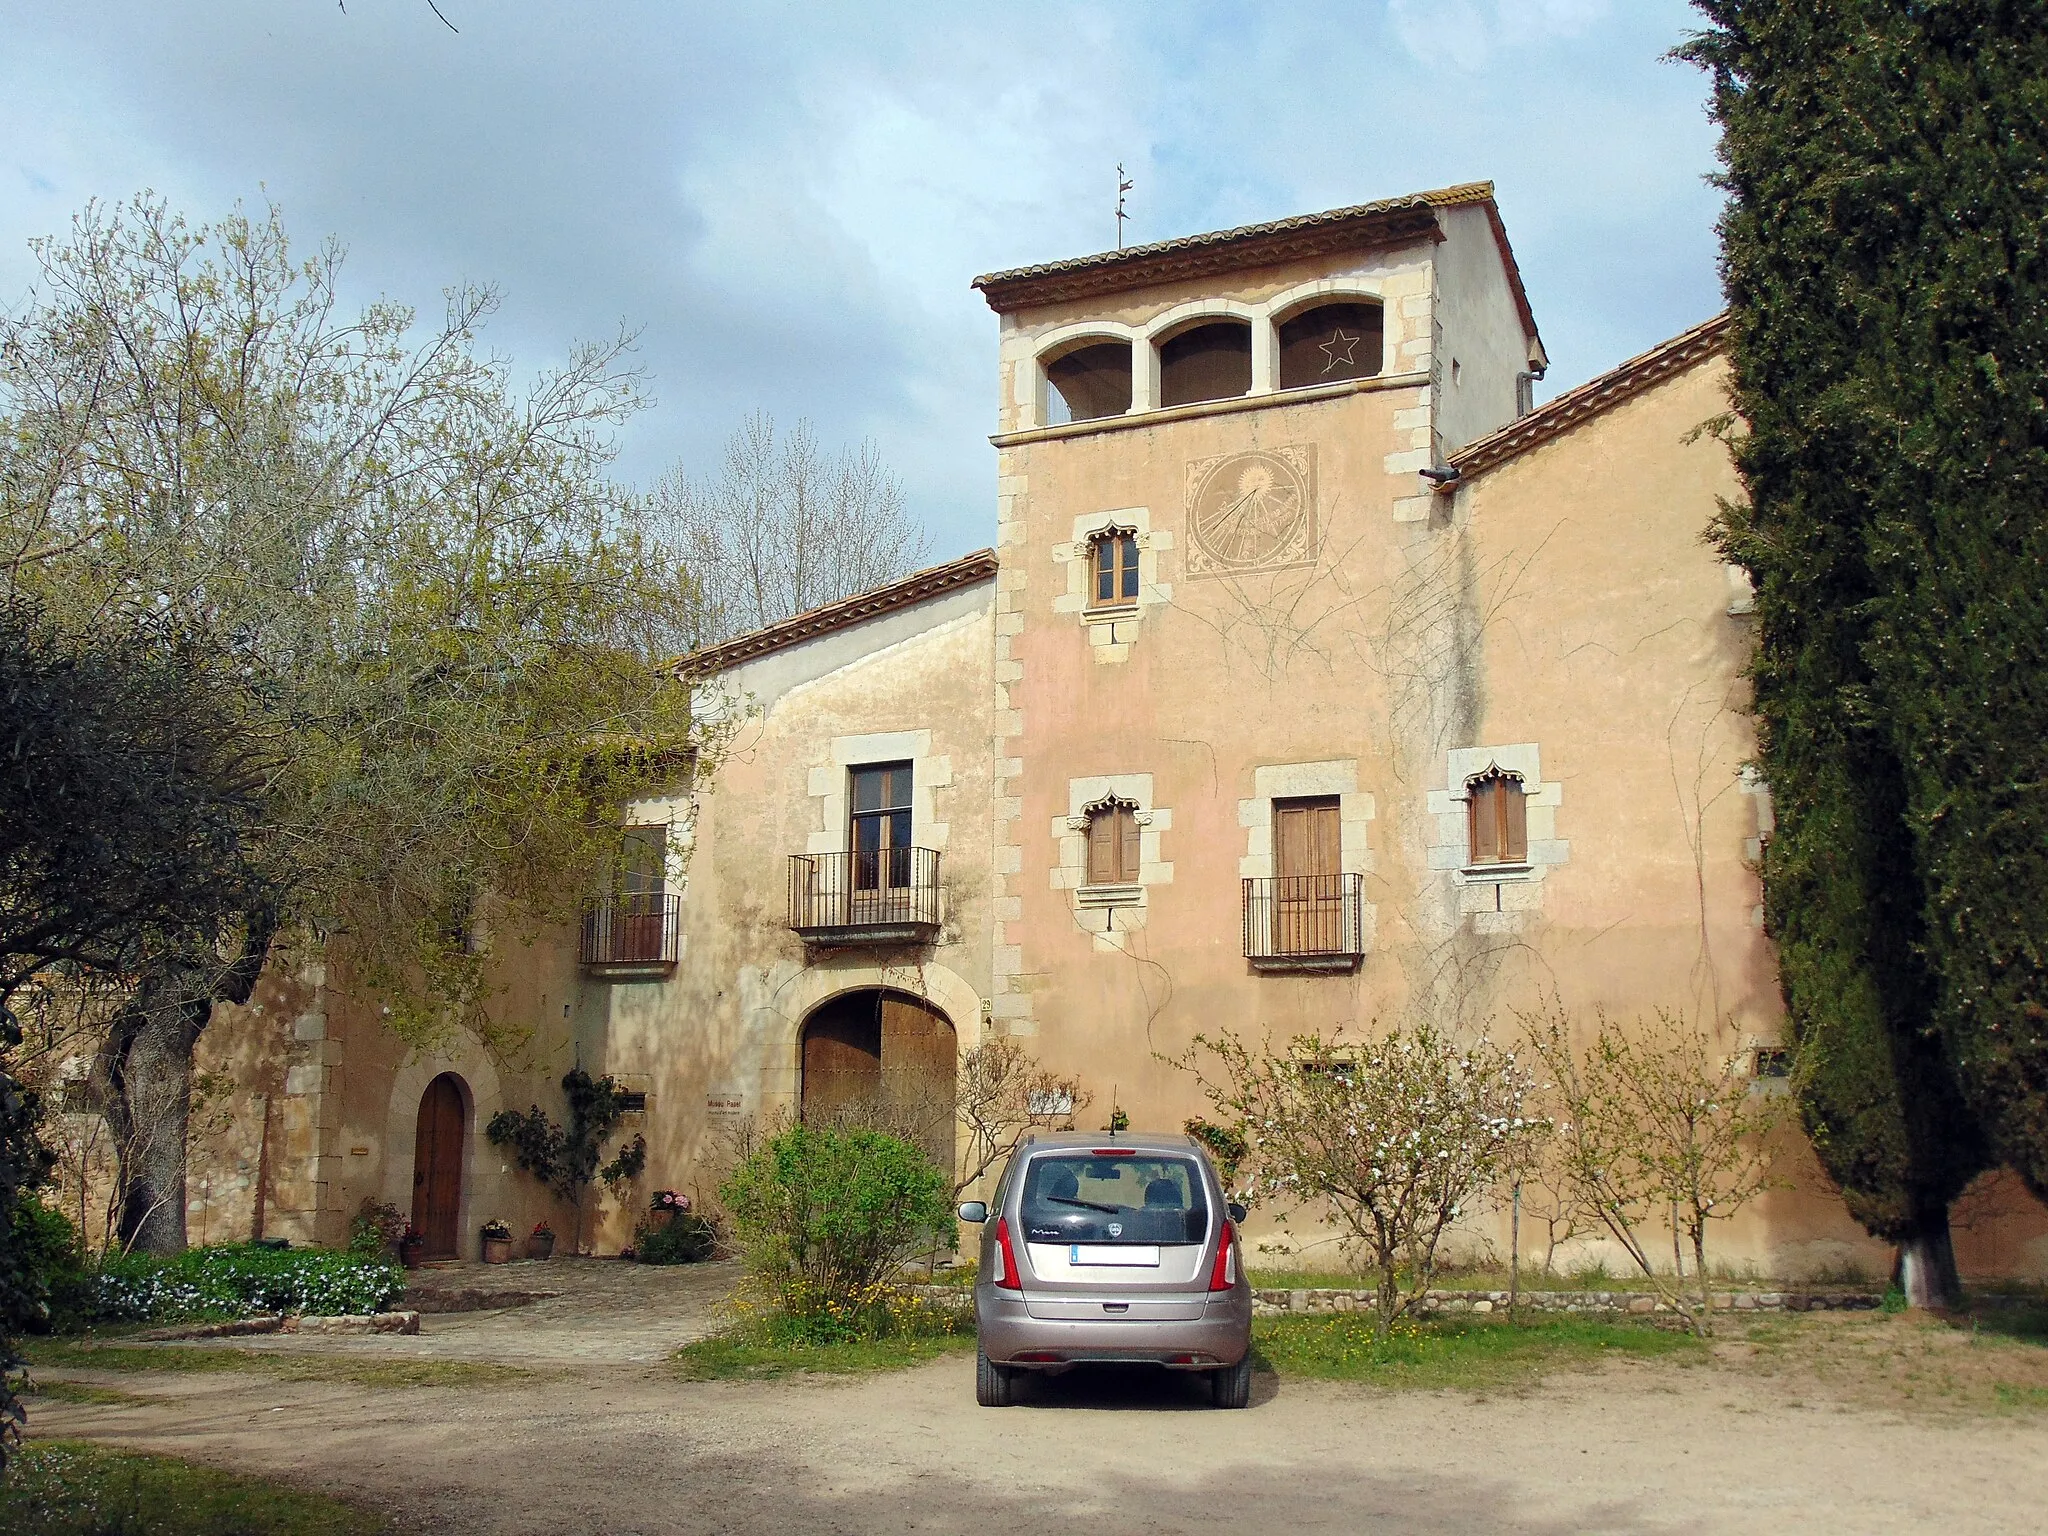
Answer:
647, 1208, 675, 1232
398, 1238, 424, 1270
526, 1232, 555, 1261
481, 1235, 512, 1264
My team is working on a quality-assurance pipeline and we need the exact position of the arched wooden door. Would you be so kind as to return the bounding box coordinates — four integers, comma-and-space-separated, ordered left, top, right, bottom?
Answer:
799, 991, 955, 1174
411, 1073, 467, 1259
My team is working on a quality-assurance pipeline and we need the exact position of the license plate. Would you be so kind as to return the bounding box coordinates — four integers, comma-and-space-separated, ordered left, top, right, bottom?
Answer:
1069, 1245, 1160, 1267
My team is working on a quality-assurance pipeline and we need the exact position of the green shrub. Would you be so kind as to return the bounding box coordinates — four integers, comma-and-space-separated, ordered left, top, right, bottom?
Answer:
4, 1198, 83, 1335
634, 1214, 717, 1265
720, 1125, 950, 1332
347, 1200, 406, 1259
77, 1245, 403, 1326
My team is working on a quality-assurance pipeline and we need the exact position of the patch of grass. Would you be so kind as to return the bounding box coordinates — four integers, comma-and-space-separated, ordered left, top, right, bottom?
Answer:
1252, 1313, 1704, 1391
21, 1380, 157, 1407
1992, 1382, 2048, 1410
22, 1339, 531, 1390
1966, 1304, 2048, 1345
672, 1320, 974, 1381
0, 1440, 390, 1535
1244, 1265, 1728, 1295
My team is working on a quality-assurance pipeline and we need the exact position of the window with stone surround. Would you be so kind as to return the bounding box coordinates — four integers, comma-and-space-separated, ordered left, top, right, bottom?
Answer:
1084, 798, 1141, 887
1090, 528, 1140, 609
1464, 768, 1528, 868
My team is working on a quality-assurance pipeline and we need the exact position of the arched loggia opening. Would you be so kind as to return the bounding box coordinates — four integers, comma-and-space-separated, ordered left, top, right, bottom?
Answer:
799, 990, 956, 1176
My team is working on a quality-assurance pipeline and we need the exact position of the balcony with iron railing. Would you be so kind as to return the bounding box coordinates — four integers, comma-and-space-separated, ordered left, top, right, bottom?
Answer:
1242, 874, 1366, 973
580, 892, 682, 976
788, 848, 942, 945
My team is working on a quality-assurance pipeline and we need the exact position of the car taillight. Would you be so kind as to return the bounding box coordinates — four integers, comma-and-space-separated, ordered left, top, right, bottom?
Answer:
1207, 1220, 1237, 1292
995, 1215, 1023, 1291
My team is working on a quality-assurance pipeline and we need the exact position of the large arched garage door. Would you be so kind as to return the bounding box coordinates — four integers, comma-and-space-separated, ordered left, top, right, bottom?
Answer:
798, 990, 956, 1176
410, 1072, 468, 1260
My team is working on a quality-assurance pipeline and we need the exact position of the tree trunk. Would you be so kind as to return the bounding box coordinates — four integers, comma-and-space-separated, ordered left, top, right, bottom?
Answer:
99, 909, 277, 1257
101, 971, 210, 1255
1893, 1209, 1962, 1310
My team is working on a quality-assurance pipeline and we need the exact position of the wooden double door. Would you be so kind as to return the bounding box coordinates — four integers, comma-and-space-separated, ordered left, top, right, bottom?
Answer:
800, 991, 955, 1172
1273, 797, 1344, 955
411, 1074, 466, 1259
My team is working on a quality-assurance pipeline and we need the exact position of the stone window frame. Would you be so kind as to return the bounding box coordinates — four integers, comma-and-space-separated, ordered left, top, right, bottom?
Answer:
1052, 773, 1172, 952
1237, 759, 1380, 961
1051, 506, 1172, 665
804, 730, 952, 859
1426, 745, 1566, 930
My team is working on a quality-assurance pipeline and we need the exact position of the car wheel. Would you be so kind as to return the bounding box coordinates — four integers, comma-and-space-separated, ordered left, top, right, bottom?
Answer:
1211, 1351, 1253, 1409
976, 1343, 1017, 1407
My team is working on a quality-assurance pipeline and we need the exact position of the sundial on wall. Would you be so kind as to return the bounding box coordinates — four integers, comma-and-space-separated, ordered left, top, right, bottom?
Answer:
1185, 445, 1316, 576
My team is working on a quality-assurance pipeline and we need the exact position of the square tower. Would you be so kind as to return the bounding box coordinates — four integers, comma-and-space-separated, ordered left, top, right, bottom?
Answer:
972, 183, 1547, 1113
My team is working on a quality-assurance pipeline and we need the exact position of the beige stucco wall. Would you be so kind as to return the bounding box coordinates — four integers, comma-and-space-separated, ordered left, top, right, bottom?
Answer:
574, 579, 999, 1249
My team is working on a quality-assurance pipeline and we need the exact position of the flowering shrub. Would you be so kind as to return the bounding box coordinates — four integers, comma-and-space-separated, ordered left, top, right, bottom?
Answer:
79, 1245, 404, 1324
650, 1189, 691, 1214
1179, 1021, 1541, 1340
348, 1199, 407, 1258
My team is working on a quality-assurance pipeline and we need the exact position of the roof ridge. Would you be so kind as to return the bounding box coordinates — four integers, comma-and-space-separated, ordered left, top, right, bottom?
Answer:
1446, 312, 1731, 484
971, 182, 1523, 322
675, 548, 999, 677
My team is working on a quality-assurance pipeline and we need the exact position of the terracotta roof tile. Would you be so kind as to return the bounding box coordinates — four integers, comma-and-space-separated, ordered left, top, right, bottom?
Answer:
1444, 312, 1732, 485
674, 548, 998, 678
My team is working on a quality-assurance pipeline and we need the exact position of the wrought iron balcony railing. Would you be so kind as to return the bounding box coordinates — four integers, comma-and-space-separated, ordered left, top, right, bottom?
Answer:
1242, 874, 1366, 972
788, 848, 942, 942
580, 892, 681, 973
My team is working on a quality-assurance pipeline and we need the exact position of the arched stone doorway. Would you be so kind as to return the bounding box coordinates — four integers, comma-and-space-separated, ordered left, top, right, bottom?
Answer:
799, 990, 956, 1175
411, 1073, 468, 1260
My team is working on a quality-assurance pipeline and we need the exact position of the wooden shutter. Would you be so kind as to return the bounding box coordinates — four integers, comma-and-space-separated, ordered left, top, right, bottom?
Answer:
1086, 804, 1137, 884
1468, 782, 1500, 864
1501, 779, 1528, 862
1275, 799, 1339, 880
1118, 805, 1140, 882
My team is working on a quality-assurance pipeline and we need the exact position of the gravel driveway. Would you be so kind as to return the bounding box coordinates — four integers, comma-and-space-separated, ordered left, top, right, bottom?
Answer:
23, 1260, 2048, 1534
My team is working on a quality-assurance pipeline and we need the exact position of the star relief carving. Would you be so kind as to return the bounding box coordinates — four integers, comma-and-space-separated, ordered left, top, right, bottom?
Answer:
1319, 327, 1360, 373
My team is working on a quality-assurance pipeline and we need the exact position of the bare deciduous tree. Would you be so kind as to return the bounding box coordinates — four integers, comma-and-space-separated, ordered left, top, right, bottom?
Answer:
656, 413, 928, 644
1522, 1002, 1786, 1336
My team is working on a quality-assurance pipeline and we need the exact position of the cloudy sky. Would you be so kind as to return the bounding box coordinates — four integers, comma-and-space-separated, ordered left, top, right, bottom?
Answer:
1, 0, 1725, 560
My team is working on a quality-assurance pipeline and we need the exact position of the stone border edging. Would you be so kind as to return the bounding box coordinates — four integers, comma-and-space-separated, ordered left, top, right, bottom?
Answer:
1252, 1288, 1884, 1316
134, 1310, 421, 1341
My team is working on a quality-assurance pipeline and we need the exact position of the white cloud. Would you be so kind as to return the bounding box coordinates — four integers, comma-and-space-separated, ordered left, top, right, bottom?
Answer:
0, 0, 1720, 559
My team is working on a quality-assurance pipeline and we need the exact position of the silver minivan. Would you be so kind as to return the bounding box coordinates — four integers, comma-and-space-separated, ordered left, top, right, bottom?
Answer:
957, 1130, 1254, 1407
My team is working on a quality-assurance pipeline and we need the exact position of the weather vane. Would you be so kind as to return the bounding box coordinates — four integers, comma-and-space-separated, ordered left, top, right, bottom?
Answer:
1116, 164, 1133, 250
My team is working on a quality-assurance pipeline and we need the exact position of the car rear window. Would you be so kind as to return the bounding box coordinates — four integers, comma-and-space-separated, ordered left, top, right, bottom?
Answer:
1019, 1152, 1209, 1245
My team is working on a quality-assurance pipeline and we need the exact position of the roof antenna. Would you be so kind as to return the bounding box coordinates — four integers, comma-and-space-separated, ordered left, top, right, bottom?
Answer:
1115, 164, 1133, 250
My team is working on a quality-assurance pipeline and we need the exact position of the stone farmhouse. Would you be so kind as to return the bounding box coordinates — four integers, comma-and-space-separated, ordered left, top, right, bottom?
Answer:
179, 182, 2048, 1278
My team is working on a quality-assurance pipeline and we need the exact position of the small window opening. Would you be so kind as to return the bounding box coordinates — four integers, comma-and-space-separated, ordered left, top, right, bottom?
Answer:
1084, 799, 1141, 886
615, 1090, 649, 1113
1753, 1048, 1792, 1079
1158, 320, 1252, 408
616, 826, 668, 902
1044, 340, 1132, 425
1277, 301, 1385, 389
1465, 768, 1528, 867
1090, 529, 1139, 608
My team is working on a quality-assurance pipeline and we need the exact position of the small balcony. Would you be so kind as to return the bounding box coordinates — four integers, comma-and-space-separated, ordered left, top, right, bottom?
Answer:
1242, 874, 1366, 973
580, 893, 681, 977
789, 848, 942, 945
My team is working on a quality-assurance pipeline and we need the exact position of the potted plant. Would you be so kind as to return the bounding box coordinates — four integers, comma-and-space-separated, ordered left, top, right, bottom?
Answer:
398, 1224, 426, 1270
480, 1218, 513, 1263
649, 1189, 691, 1232
527, 1219, 556, 1260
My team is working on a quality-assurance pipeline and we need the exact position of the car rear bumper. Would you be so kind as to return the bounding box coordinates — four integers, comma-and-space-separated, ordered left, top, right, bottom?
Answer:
976, 1287, 1252, 1369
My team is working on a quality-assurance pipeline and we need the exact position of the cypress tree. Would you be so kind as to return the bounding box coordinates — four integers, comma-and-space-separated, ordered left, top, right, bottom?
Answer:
1681, 0, 2048, 1300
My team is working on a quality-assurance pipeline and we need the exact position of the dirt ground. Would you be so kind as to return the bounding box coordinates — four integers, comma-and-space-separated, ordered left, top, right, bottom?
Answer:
24, 1260, 2048, 1535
